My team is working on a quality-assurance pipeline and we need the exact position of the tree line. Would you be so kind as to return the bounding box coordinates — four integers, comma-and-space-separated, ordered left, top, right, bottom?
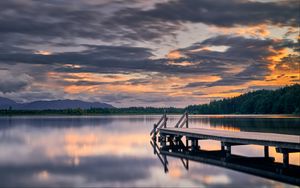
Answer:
1, 84, 299, 115
185, 84, 300, 114
0, 107, 184, 116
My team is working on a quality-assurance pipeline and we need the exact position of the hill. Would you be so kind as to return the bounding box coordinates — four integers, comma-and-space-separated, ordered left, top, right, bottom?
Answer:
186, 84, 300, 114
0, 97, 17, 109
0, 98, 114, 110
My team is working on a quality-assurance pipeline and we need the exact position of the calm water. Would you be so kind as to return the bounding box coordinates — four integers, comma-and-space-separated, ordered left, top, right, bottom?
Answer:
0, 115, 299, 187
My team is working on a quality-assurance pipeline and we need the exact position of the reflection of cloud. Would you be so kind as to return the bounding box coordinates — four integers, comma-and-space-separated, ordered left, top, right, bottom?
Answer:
36, 170, 49, 181
0, 116, 299, 187
63, 132, 150, 158
0, 116, 153, 165
0, 156, 155, 187
197, 174, 231, 185
187, 160, 275, 187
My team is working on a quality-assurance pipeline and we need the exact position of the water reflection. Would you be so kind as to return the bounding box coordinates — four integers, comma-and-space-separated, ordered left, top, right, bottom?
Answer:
0, 115, 299, 187
150, 139, 300, 186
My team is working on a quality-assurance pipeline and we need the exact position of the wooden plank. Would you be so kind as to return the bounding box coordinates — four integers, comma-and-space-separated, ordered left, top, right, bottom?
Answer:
159, 128, 300, 150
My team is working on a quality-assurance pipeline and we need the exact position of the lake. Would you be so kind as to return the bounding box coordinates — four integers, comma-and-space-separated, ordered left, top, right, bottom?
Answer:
0, 115, 299, 187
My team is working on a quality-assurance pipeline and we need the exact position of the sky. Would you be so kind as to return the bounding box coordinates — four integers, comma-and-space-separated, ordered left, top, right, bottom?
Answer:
0, 0, 299, 107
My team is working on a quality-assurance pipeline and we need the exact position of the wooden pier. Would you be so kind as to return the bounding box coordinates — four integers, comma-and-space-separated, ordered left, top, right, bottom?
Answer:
150, 112, 300, 168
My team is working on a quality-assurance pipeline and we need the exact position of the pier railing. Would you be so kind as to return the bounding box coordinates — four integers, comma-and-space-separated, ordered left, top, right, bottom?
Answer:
174, 111, 189, 128
150, 112, 167, 138
151, 111, 189, 140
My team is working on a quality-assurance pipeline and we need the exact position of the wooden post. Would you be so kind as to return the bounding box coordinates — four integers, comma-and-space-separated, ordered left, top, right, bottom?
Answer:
185, 112, 189, 128
163, 113, 167, 128
191, 138, 198, 150
283, 152, 289, 168
264, 146, 269, 158
226, 143, 231, 158
163, 155, 168, 173
152, 124, 157, 141
221, 142, 225, 151
186, 160, 189, 170
186, 136, 189, 150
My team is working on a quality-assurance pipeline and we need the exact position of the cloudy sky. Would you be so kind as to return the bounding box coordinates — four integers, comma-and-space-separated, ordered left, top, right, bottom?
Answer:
0, 0, 299, 107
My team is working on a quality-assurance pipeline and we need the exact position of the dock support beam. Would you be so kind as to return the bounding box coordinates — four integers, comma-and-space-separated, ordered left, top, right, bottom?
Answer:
283, 152, 289, 168
191, 138, 199, 151
159, 134, 167, 148
223, 143, 231, 157
221, 142, 225, 151
226, 145, 231, 157
185, 137, 189, 149
185, 112, 189, 128
264, 146, 269, 158
163, 113, 167, 128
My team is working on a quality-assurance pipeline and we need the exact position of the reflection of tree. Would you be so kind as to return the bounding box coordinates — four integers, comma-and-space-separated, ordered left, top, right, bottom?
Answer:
0, 116, 115, 129
189, 117, 300, 135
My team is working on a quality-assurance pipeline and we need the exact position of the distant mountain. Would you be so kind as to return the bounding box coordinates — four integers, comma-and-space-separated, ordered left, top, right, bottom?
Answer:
0, 97, 17, 109
0, 98, 114, 110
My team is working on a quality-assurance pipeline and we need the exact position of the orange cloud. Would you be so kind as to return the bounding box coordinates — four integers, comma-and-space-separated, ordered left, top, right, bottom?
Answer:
166, 50, 185, 59
34, 50, 52, 55
167, 61, 194, 66
210, 25, 270, 38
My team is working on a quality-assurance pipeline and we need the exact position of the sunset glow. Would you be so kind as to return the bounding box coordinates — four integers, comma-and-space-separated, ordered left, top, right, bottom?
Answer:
0, 0, 298, 107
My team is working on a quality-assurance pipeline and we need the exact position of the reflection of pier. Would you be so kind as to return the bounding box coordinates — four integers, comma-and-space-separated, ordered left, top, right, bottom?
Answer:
150, 112, 300, 186
150, 140, 300, 186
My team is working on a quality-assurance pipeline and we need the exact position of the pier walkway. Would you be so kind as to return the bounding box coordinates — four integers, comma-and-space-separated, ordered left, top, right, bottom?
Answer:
150, 112, 300, 168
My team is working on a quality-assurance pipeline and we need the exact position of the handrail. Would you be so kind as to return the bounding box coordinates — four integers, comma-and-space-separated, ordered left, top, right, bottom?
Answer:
175, 111, 189, 128
174, 112, 185, 128
150, 112, 167, 136
150, 115, 163, 135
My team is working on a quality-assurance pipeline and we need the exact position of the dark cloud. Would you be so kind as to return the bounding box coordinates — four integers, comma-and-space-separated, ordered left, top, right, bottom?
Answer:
0, 35, 295, 90
0, 0, 176, 46
99, 92, 192, 106
179, 35, 296, 87
115, 0, 299, 28
0, 44, 228, 76
183, 82, 211, 88
0, 0, 297, 47
0, 0, 298, 104
274, 54, 300, 72
208, 61, 269, 87
0, 70, 32, 93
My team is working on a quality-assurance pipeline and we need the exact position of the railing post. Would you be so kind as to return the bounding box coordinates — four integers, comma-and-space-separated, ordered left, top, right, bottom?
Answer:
185, 112, 189, 128
221, 142, 225, 151
152, 124, 157, 141
264, 146, 269, 158
163, 112, 167, 128
283, 151, 289, 168
225, 143, 231, 158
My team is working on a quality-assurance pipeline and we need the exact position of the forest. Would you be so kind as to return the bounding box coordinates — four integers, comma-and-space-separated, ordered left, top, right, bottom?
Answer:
186, 84, 300, 114
0, 107, 183, 116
